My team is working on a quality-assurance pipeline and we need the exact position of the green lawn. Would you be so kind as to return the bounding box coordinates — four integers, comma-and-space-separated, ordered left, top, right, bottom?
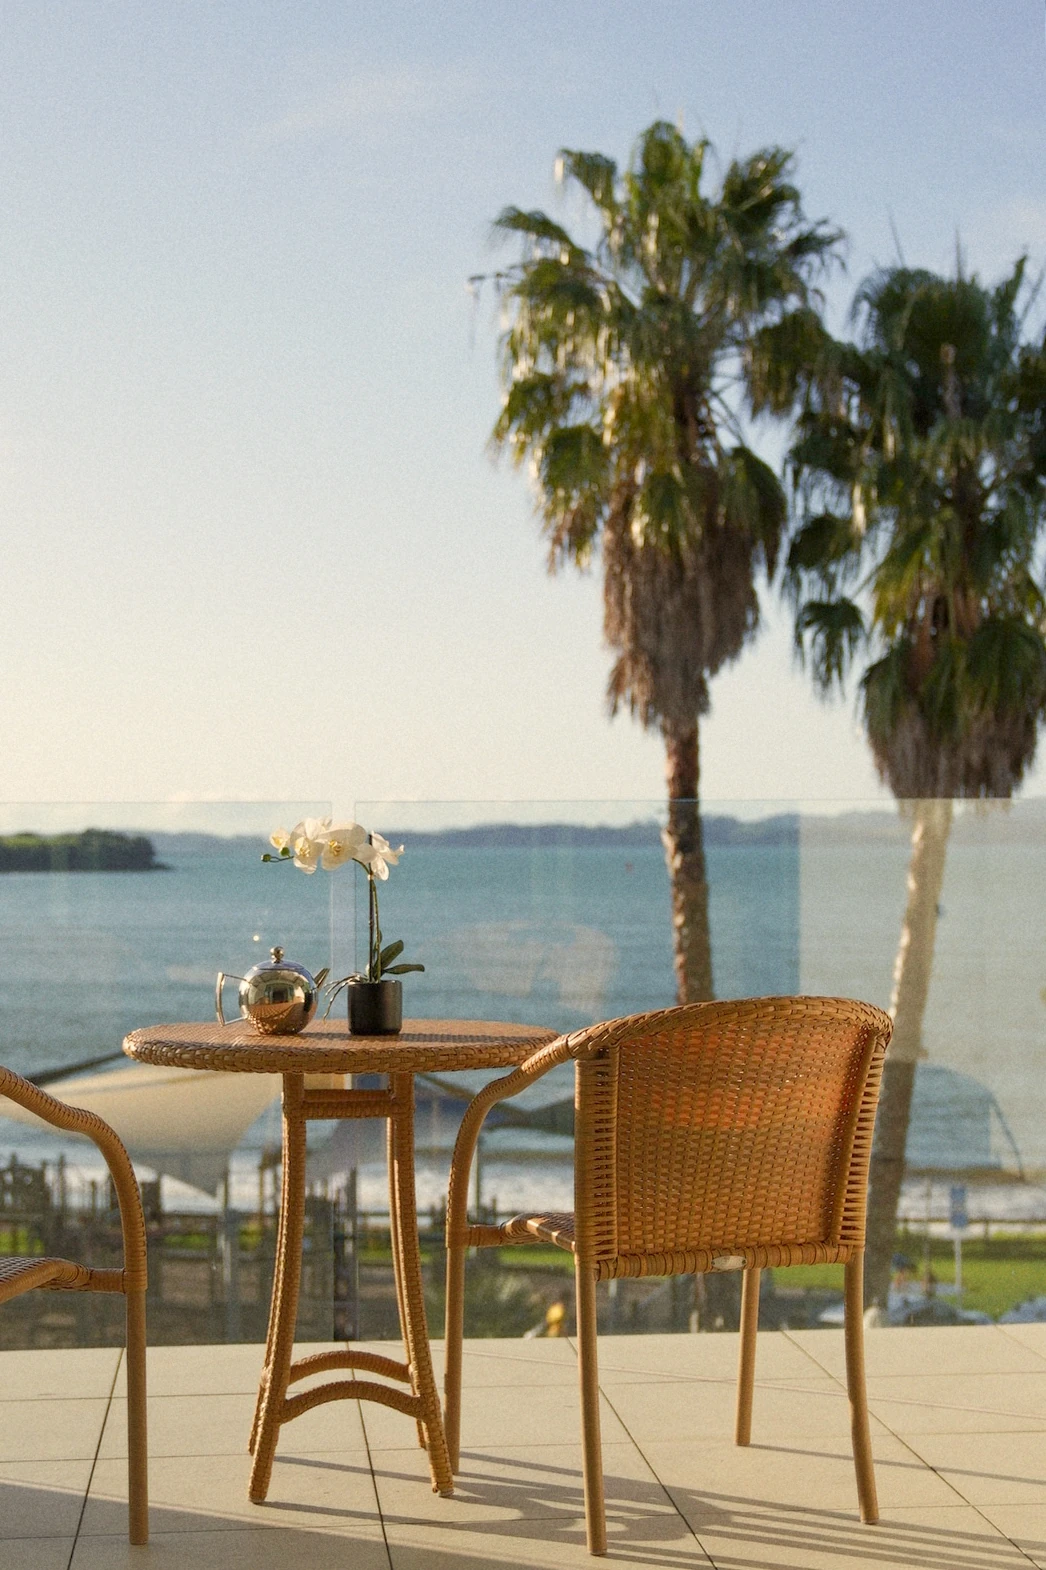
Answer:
773, 1236, 1046, 1321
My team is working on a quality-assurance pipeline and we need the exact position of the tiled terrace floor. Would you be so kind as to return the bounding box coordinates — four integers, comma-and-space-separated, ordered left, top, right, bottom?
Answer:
7, 1325, 1046, 1567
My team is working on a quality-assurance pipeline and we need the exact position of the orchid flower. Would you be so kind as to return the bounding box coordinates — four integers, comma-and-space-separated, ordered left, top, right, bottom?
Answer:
368, 832, 404, 882
263, 817, 423, 987
317, 821, 371, 871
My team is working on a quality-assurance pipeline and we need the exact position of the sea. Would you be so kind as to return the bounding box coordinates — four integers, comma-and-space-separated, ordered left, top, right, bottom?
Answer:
1, 802, 1045, 1219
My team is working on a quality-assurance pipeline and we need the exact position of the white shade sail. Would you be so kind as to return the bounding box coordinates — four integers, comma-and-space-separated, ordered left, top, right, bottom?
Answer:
0, 1063, 280, 1195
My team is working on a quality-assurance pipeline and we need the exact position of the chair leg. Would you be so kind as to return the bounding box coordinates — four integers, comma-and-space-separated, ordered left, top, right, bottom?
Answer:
844, 1253, 879, 1524
125, 1287, 149, 1545
576, 1260, 606, 1556
735, 1266, 760, 1447
443, 1236, 466, 1473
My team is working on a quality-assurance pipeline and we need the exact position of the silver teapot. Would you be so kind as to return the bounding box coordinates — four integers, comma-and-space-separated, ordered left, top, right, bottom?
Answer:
215, 947, 330, 1036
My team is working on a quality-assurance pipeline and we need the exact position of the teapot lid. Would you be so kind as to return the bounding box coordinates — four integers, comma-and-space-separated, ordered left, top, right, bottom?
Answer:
244, 945, 317, 984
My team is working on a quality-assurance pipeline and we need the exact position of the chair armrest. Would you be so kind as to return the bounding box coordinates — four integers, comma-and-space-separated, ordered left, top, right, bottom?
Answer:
0, 1066, 148, 1292
445, 1032, 575, 1248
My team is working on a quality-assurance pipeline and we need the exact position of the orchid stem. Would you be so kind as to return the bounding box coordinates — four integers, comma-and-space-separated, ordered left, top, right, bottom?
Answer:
368, 873, 378, 981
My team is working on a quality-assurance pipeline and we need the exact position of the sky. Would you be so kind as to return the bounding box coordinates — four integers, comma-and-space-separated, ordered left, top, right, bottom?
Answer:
0, 1, 1043, 822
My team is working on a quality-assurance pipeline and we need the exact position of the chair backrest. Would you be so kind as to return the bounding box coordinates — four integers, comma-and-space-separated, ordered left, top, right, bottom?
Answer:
571, 996, 891, 1271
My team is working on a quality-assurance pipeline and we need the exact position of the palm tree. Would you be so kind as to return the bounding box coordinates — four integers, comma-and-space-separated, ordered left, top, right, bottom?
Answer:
770, 258, 1046, 1308
486, 120, 840, 1001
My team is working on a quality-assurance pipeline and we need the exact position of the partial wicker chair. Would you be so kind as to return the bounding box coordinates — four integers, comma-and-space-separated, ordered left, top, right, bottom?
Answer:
0, 1065, 148, 1545
444, 996, 892, 1556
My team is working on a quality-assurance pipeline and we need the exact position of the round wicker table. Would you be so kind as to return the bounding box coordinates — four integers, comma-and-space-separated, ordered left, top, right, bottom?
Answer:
123, 1017, 555, 1501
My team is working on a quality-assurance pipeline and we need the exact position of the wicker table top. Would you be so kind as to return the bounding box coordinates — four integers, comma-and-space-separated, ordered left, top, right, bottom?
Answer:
123, 1017, 558, 1077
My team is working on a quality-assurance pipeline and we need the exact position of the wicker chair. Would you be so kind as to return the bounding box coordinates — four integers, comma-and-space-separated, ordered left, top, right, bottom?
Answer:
0, 1065, 148, 1545
444, 996, 892, 1556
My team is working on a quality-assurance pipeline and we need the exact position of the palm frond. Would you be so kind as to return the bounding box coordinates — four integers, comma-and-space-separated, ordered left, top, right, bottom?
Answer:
796, 597, 865, 690
746, 307, 840, 417
721, 444, 787, 576
556, 149, 619, 224
966, 616, 1046, 715
492, 207, 578, 252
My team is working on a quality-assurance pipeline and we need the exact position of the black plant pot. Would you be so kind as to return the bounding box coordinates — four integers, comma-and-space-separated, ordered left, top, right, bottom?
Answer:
347, 979, 403, 1036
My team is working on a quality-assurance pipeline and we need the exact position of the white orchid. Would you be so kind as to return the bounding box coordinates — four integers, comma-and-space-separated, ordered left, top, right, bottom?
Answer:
262, 817, 423, 987
367, 832, 404, 882
317, 821, 371, 871
292, 835, 323, 873
274, 817, 331, 874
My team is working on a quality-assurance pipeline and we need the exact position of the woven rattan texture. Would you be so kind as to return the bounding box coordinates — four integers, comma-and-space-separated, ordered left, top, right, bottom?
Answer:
0, 1066, 148, 1292
124, 1017, 556, 1076
0, 1061, 150, 1543
576, 996, 890, 1269
443, 998, 890, 1549
0, 1256, 93, 1303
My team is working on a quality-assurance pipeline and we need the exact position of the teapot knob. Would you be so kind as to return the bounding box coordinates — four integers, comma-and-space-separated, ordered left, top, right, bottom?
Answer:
271, 946, 284, 962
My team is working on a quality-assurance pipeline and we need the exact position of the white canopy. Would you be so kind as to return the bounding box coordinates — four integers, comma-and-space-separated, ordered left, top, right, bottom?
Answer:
0, 1062, 280, 1195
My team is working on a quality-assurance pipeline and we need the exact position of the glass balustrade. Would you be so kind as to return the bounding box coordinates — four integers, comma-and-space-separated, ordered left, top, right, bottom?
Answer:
0, 796, 1044, 1346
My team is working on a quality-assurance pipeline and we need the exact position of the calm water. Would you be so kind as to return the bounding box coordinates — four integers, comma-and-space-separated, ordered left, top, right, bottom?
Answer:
0, 836, 798, 1076
2, 814, 1046, 1177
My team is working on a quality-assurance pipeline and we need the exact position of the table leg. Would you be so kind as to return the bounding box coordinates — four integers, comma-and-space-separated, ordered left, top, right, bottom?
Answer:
387, 1110, 426, 1451
388, 1072, 454, 1495
249, 1111, 291, 1457
249, 1074, 306, 1503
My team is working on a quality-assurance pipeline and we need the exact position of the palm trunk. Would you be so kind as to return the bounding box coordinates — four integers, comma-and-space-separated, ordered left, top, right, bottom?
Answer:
661, 721, 714, 1004
864, 797, 953, 1310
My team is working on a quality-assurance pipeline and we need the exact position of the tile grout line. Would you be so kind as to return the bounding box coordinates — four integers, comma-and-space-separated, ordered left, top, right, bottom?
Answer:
786, 1328, 1045, 1560
600, 1346, 1041, 1570
67, 1345, 123, 1569
596, 1385, 717, 1566
565, 1335, 717, 1566
356, 1371, 396, 1570
780, 1327, 853, 1380
995, 1325, 1046, 1366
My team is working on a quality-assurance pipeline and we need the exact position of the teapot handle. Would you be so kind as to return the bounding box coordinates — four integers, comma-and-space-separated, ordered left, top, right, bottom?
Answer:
215, 972, 244, 1026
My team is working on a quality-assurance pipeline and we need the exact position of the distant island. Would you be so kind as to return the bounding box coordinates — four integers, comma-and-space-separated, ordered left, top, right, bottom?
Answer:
0, 829, 167, 873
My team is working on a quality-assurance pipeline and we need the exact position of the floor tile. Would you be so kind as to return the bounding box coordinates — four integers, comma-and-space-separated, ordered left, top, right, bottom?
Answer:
640, 1430, 964, 1513
97, 1389, 368, 1459
70, 1525, 390, 1568
1, 1540, 76, 1570
111, 1340, 341, 1397
384, 1511, 711, 1568
602, 1376, 889, 1445
82, 1447, 382, 1536
901, 1430, 1046, 1506
593, 1330, 825, 1385
11, 1333, 1046, 1567
867, 1371, 1046, 1434
398, 1336, 577, 1369
0, 1460, 92, 1539
0, 1347, 120, 1402
689, 1502, 1029, 1570
997, 1324, 1046, 1362
0, 1398, 110, 1462
977, 1504, 1046, 1568
373, 1439, 670, 1525
428, 1338, 578, 1388
790, 1325, 1046, 1379
363, 1380, 629, 1452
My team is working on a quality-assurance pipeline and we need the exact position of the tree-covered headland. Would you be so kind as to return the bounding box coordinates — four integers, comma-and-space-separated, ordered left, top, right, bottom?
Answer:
0, 830, 166, 872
